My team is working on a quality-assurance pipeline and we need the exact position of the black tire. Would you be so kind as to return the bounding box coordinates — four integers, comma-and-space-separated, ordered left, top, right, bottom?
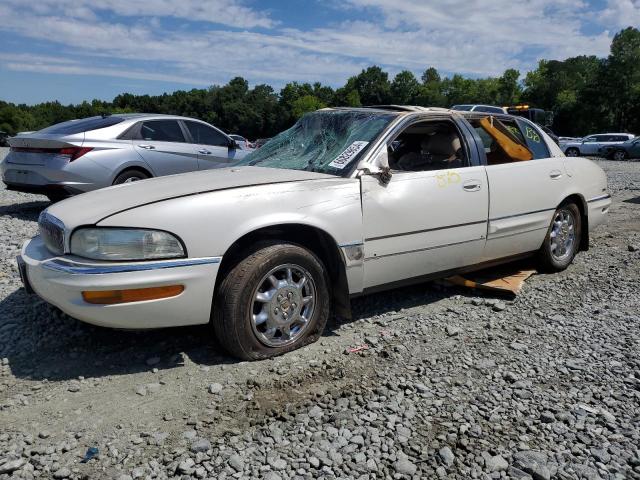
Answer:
536, 202, 582, 272
565, 147, 580, 157
113, 169, 150, 185
212, 241, 330, 360
612, 150, 627, 161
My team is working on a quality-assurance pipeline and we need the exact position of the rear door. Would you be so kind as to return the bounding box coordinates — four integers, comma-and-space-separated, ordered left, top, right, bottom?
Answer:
183, 121, 240, 169
482, 118, 567, 261
132, 120, 200, 176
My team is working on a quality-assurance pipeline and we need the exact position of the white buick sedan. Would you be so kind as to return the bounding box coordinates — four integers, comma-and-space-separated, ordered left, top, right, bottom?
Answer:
18, 106, 611, 360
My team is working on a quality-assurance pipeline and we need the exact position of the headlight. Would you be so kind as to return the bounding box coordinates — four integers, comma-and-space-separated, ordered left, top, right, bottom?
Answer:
70, 228, 185, 261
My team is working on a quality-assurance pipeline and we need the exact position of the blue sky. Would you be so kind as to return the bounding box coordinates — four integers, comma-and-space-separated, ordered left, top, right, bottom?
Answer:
0, 0, 638, 105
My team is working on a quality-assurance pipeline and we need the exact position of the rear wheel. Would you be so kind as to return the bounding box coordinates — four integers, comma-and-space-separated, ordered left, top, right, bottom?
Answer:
613, 150, 627, 161
113, 169, 150, 185
212, 242, 330, 360
565, 147, 580, 157
537, 202, 581, 272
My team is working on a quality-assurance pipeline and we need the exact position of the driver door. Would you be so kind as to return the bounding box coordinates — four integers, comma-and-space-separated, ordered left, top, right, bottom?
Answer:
361, 118, 488, 289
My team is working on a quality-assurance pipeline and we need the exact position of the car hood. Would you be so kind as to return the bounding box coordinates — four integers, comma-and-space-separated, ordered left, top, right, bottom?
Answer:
46, 166, 335, 228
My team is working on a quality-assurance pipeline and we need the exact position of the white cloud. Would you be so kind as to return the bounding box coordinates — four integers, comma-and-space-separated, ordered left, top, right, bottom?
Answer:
2, 0, 275, 29
600, 0, 640, 28
0, 0, 626, 93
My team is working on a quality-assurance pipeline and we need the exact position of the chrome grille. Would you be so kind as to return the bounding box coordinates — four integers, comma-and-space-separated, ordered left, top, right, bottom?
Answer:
38, 212, 65, 255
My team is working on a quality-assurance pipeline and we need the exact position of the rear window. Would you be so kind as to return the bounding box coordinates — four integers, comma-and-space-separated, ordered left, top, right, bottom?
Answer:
474, 106, 504, 113
39, 116, 125, 135
516, 119, 550, 159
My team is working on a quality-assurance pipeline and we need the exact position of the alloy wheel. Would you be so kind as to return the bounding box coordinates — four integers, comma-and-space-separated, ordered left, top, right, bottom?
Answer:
550, 209, 576, 261
250, 264, 316, 347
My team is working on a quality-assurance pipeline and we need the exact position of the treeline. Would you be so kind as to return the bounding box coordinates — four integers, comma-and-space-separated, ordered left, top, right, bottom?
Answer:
1, 27, 638, 138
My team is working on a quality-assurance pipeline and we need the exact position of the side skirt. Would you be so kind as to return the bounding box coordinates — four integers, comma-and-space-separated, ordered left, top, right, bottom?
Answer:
352, 252, 536, 297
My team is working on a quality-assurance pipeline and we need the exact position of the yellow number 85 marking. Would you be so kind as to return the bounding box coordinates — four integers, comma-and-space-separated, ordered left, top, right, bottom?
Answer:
436, 171, 461, 188
525, 126, 540, 143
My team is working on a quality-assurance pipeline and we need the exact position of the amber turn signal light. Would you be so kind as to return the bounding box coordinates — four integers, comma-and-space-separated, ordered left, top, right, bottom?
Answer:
82, 285, 184, 304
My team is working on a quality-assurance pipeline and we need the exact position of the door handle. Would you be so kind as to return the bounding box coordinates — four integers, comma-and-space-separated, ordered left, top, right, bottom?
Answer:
138, 144, 155, 150
463, 180, 481, 192
198, 149, 212, 155
549, 170, 562, 179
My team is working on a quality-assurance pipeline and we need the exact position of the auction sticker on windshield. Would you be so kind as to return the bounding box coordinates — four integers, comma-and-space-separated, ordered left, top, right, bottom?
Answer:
329, 141, 369, 169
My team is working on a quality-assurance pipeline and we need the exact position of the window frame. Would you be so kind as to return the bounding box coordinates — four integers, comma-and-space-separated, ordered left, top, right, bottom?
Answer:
514, 118, 551, 159
384, 117, 472, 173
126, 119, 188, 143
182, 120, 232, 147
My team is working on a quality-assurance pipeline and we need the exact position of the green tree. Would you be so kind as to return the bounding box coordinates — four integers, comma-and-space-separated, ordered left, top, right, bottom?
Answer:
353, 66, 391, 105
390, 70, 419, 104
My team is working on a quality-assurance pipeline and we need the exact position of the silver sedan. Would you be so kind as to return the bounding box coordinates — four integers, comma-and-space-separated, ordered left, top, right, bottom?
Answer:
1, 114, 248, 201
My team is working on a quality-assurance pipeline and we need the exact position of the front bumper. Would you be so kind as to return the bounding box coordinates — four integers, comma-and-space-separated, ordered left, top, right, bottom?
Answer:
20, 236, 221, 329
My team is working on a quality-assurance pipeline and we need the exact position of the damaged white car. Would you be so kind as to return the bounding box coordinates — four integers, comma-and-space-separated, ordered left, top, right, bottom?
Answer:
18, 106, 611, 359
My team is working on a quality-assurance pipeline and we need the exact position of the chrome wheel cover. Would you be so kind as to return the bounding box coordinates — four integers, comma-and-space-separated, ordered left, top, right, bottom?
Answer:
613, 151, 625, 161
550, 208, 576, 261
250, 264, 316, 347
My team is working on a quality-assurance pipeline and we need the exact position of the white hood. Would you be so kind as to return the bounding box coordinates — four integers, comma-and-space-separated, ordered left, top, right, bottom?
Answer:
46, 167, 334, 229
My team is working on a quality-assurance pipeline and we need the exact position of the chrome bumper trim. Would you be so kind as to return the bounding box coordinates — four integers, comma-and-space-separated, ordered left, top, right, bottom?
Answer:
41, 256, 221, 275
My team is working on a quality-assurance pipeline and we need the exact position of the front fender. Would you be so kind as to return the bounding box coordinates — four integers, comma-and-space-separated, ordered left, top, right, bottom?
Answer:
98, 179, 364, 259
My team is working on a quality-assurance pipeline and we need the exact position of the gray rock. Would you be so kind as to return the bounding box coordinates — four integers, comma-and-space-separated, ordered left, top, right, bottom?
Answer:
446, 325, 461, 336
439, 446, 455, 466
228, 454, 244, 471
52, 467, 71, 478
0, 459, 25, 474
208, 383, 223, 394
393, 458, 417, 475
485, 454, 509, 472
190, 438, 211, 453
513, 451, 550, 480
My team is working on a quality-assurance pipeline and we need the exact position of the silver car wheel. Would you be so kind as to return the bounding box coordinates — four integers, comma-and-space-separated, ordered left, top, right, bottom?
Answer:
565, 148, 579, 157
550, 209, 576, 261
124, 176, 143, 183
613, 150, 626, 161
250, 264, 316, 347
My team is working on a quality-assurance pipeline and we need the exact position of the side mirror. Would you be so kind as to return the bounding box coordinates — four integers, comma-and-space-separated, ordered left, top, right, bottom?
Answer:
228, 139, 238, 150
360, 164, 392, 185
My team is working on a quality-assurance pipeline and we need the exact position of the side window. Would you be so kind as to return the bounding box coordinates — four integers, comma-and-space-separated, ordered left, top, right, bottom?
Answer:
185, 121, 229, 147
583, 136, 596, 143
471, 117, 533, 165
516, 119, 550, 159
137, 120, 185, 142
387, 120, 468, 172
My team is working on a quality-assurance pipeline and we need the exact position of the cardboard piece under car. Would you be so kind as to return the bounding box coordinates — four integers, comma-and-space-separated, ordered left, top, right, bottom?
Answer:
443, 267, 537, 296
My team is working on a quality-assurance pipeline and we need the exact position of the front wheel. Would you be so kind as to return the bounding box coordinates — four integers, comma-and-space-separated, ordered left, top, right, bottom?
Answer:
565, 147, 580, 157
537, 203, 581, 272
212, 242, 330, 360
613, 150, 627, 161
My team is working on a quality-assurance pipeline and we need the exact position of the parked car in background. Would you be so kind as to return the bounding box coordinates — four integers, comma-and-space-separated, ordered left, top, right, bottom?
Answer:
18, 106, 610, 360
1, 114, 249, 201
600, 136, 640, 161
562, 133, 635, 157
0, 131, 8, 147
229, 134, 254, 150
451, 104, 507, 114
253, 138, 271, 149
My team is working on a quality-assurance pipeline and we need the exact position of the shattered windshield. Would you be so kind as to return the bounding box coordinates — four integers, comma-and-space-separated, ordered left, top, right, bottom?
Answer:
235, 110, 396, 175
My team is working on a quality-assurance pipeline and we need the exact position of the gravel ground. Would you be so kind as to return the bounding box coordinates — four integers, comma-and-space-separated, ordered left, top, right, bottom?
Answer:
1, 147, 639, 480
